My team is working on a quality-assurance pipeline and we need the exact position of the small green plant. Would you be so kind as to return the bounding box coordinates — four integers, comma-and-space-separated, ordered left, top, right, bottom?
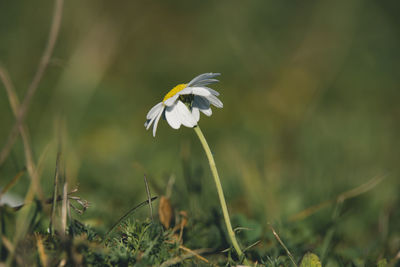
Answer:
83, 219, 179, 266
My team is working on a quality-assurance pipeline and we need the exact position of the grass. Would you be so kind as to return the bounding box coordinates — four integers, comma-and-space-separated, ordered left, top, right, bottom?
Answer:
1, 1, 400, 266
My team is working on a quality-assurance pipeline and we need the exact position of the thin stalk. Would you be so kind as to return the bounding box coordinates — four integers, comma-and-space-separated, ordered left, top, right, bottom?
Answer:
143, 174, 153, 220
104, 196, 158, 241
49, 151, 61, 235
193, 125, 247, 263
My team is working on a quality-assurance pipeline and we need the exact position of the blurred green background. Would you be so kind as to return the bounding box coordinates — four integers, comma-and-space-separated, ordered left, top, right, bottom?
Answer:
1, 0, 399, 263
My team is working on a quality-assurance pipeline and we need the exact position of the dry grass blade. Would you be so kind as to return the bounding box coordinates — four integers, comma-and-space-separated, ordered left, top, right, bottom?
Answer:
179, 245, 210, 263
61, 182, 68, 235
337, 174, 385, 202
0, 169, 25, 201
6, 143, 53, 264
1, 235, 23, 266
0, 0, 64, 167
1, 235, 14, 254
144, 174, 153, 220
35, 233, 48, 267
8, 143, 51, 211
50, 151, 62, 235
289, 200, 332, 222
0, 67, 43, 200
0, 66, 19, 112
269, 224, 298, 267
160, 248, 213, 267
289, 174, 386, 222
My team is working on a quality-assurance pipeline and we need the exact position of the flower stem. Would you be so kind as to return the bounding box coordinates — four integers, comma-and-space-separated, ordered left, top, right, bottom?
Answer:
193, 125, 246, 262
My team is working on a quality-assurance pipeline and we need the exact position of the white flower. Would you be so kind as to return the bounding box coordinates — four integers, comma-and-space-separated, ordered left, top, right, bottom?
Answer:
145, 73, 223, 137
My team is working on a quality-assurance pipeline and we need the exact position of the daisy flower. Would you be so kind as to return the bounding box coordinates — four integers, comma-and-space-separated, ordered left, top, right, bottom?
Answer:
144, 73, 223, 136
143, 72, 246, 261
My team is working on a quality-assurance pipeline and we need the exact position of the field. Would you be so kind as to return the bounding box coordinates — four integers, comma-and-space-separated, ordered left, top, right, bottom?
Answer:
0, 1, 399, 266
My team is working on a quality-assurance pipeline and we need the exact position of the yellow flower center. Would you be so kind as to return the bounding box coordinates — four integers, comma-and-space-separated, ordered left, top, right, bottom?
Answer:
163, 83, 187, 102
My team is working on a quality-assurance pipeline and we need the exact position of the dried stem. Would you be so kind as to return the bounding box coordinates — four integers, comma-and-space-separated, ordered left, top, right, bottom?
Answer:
0, 0, 64, 167
289, 174, 385, 222
49, 151, 62, 235
0, 67, 44, 200
144, 174, 154, 220
269, 224, 298, 267
61, 182, 68, 235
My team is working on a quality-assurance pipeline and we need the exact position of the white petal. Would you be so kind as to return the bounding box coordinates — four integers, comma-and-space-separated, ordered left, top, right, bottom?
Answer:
146, 102, 163, 119
163, 87, 193, 106
193, 95, 210, 110
145, 111, 157, 129
203, 87, 220, 96
175, 87, 192, 96
165, 104, 181, 129
191, 87, 211, 97
206, 94, 223, 108
152, 107, 164, 137
163, 94, 179, 106
187, 73, 220, 87
192, 107, 200, 122
145, 106, 164, 130
191, 79, 219, 87
175, 101, 197, 127
193, 97, 212, 116
201, 107, 212, 116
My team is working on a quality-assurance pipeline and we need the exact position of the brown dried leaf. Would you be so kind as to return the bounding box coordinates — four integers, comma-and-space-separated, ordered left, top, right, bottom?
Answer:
158, 196, 173, 229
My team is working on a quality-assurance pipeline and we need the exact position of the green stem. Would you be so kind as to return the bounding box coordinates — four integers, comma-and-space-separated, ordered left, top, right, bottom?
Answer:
194, 125, 247, 262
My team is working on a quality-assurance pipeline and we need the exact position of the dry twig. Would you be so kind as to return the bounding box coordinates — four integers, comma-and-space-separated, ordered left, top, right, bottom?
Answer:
144, 174, 153, 220
0, 0, 64, 167
35, 233, 48, 267
160, 248, 212, 267
0, 67, 44, 200
289, 175, 385, 222
269, 224, 298, 267
179, 245, 210, 263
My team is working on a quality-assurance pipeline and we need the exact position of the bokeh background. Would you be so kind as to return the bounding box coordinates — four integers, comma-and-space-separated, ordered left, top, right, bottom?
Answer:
1, 0, 399, 263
